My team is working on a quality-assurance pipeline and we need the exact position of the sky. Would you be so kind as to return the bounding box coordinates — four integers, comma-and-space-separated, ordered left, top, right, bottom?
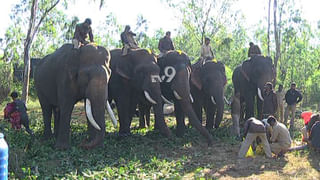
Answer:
0, 0, 319, 41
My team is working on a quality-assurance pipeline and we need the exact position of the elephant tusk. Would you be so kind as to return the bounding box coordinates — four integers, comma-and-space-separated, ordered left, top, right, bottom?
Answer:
257, 88, 264, 101
144, 91, 157, 105
224, 96, 230, 106
190, 94, 194, 103
161, 95, 174, 105
85, 99, 101, 131
173, 90, 182, 100
106, 101, 117, 128
211, 96, 217, 105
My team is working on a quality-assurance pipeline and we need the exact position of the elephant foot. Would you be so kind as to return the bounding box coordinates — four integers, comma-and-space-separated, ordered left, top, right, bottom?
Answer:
117, 132, 132, 140
79, 138, 103, 150
159, 127, 172, 138
176, 127, 185, 138
54, 142, 70, 150
41, 133, 53, 141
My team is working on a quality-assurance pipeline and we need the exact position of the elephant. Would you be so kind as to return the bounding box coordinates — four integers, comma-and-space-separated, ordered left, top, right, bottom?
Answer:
190, 59, 227, 129
108, 48, 171, 138
34, 43, 116, 149
157, 51, 214, 145
232, 55, 274, 120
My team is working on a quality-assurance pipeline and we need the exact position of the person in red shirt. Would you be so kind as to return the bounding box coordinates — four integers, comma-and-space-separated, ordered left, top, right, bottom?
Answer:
300, 111, 313, 142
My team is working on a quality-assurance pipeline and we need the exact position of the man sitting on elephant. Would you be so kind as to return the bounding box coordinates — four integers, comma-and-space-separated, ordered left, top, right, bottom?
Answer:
200, 37, 214, 61
158, 31, 175, 58
248, 42, 261, 58
72, 18, 94, 49
121, 25, 139, 56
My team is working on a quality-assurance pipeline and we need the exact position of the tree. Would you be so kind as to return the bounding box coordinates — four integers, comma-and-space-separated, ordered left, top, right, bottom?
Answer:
267, 0, 271, 56
22, 0, 60, 103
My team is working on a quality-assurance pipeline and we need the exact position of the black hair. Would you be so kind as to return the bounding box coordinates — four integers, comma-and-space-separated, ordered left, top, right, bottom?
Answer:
85, 18, 92, 25
166, 31, 171, 35
265, 82, 273, 90
267, 116, 276, 124
249, 42, 254, 46
10, 91, 18, 98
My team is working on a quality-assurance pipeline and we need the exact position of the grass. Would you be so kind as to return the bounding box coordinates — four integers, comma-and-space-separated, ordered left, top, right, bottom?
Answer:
0, 101, 319, 179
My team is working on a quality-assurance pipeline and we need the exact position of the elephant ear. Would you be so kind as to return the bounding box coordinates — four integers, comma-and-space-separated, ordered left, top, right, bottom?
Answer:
116, 59, 132, 80
241, 60, 252, 81
190, 68, 202, 90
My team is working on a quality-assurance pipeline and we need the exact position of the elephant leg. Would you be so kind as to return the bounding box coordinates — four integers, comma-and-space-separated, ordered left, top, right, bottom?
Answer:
257, 98, 263, 120
205, 104, 215, 130
244, 94, 254, 120
146, 105, 151, 127
175, 101, 186, 137
53, 107, 60, 138
115, 95, 131, 136
40, 104, 53, 140
193, 100, 203, 124
138, 103, 146, 128
55, 103, 74, 149
153, 103, 172, 137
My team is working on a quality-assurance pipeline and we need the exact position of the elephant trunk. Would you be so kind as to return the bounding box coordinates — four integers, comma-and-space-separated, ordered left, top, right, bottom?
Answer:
180, 100, 213, 145
213, 90, 224, 128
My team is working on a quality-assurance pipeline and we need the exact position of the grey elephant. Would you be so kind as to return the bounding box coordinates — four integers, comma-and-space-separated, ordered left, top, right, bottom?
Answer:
34, 44, 116, 149
108, 48, 171, 138
190, 59, 227, 129
157, 51, 214, 145
232, 55, 274, 120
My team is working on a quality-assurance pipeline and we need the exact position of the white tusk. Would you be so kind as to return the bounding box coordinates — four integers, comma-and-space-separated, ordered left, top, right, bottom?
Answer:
173, 90, 182, 100
224, 96, 230, 105
106, 101, 117, 128
144, 91, 157, 105
161, 95, 174, 105
85, 99, 101, 131
257, 88, 264, 101
211, 96, 217, 105
190, 94, 194, 103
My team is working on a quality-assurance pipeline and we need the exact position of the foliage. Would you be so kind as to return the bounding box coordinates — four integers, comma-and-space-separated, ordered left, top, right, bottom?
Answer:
0, 61, 13, 104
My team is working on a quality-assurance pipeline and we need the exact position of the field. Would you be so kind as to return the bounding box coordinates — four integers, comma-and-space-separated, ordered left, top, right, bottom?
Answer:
1, 101, 320, 179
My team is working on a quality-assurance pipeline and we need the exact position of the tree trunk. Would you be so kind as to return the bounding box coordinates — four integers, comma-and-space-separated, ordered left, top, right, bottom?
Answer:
267, 0, 271, 56
21, 0, 60, 103
22, 0, 38, 103
273, 0, 280, 86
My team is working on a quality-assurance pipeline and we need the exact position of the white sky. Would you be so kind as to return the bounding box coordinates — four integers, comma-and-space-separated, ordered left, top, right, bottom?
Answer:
0, 0, 319, 40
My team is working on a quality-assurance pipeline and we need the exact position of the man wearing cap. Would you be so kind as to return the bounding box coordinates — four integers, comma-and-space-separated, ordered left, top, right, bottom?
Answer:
200, 37, 214, 61
158, 31, 175, 58
284, 82, 303, 130
72, 18, 94, 49
120, 25, 139, 56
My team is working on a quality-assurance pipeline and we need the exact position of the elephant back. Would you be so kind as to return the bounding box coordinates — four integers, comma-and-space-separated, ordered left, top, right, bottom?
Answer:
158, 50, 190, 69
79, 44, 110, 68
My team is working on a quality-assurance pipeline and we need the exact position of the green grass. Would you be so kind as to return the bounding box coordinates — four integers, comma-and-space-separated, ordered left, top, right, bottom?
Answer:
1, 101, 320, 179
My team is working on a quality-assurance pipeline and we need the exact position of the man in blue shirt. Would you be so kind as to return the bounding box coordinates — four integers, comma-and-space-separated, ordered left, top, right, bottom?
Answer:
284, 83, 303, 131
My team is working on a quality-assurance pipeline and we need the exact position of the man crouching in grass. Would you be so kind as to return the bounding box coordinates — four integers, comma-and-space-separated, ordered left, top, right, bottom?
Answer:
238, 117, 272, 158
267, 116, 292, 157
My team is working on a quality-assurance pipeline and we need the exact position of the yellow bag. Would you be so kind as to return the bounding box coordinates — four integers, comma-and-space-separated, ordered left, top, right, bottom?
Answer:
256, 144, 264, 155
246, 145, 255, 157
